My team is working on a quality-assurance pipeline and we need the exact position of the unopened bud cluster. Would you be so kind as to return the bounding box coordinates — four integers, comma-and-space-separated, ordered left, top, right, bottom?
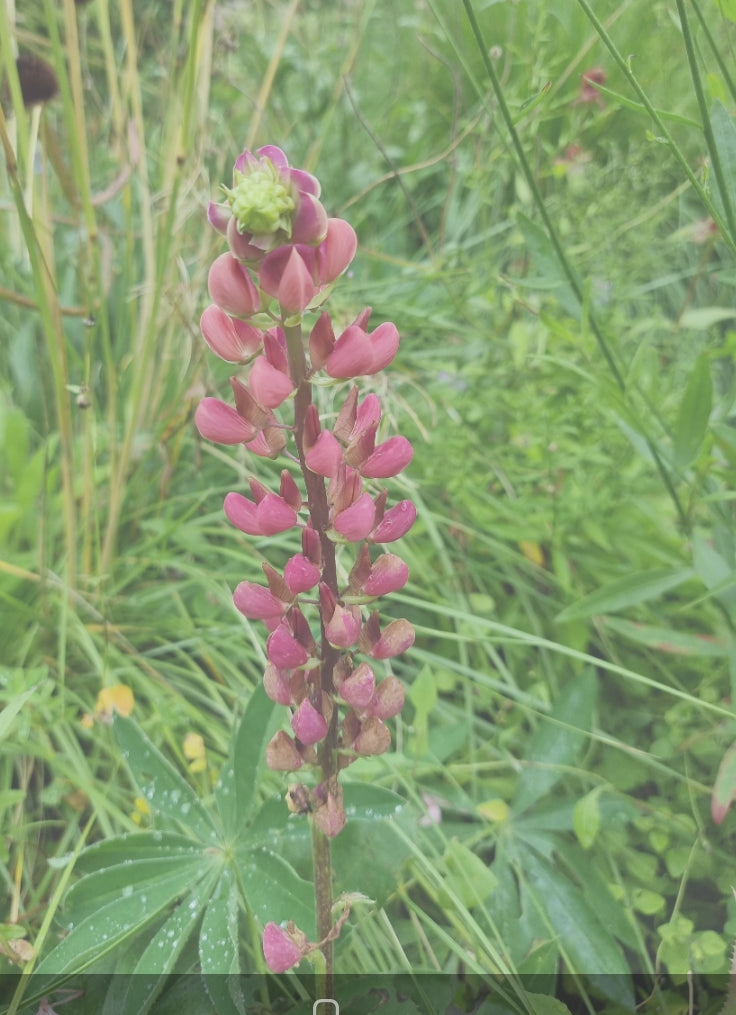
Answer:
196, 147, 416, 847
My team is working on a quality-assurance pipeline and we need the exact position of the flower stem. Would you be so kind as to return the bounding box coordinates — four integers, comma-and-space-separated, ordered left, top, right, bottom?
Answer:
283, 317, 337, 986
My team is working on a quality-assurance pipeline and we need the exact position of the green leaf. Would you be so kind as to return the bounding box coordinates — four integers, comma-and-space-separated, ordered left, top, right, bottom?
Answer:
0, 681, 44, 743
440, 840, 497, 908
555, 567, 695, 622
572, 790, 600, 849
120, 867, 220, 1015
522, 851, 633, 999
710, 100, 736, 226
598, 616, 729, 657
62, 854, 208, 927
236, 845, 315, 937
35, 865, 208, 975
114, 715, 218, 843
712, 741, 736, 824
72, 832, 205, 874
231, 683, 280, 834
673, 354, 712, 467
512, 670, 596, 815
524, 995, 575, 1015
200, 868, 245, 1015
517, 213, 581, 318
718, 0, 736, 22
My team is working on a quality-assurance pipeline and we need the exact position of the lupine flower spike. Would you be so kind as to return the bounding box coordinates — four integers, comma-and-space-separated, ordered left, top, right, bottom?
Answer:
196, 145, 416, 974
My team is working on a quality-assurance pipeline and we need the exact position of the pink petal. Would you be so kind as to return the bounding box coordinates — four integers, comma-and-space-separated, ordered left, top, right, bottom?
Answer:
256, 145, 289, 169
324, 602, 362, 648
291, 698, 328, 745
262, 922, 303, 973
268, 624, 309, 669
223, 492, 261, 534
316, 218, 358, 284
362, 554, 409, 597
291, 192, 328, 245
339, 663, 375, 709
255, 493, 298, 535
367, 676, 405, 719
195, 399, 256, 444
249, 356, 294, 408
333, 492, 376, 542
305, 430, 343, 478
370, 500, 417, 542
207, 202, 230, 234
368, 321, 400, 372
353, 393, 382, 437
370, 618, 415, 659
233, 581, 287, 621
200, 305, 263, 362
289, 166, 321, 197
263, 663, 292, 706
361, 436, 414, 479
353, 716, 392, 756
208, 254, 261, 318
260, 247, 316, 314
265, 732, 304, 772
325, 326, 374, 379
284, 554, 321, 594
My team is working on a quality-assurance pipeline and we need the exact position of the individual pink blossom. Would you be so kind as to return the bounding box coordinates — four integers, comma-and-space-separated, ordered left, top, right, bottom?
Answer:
360, 614, 415, 659
360, 436, 414, 479
232, 581, 289, 622
265, 730, 304, 771
370, 499, 417, 542
353, 716, 392, 756
267, 622, 309, 669
312, 784, 346, 838
325, 320, 400, 379
366, 676, 405, 719
305, 429, 343, 477
224, 490, 297, 536
360, 553, 409, 597
284, 554, 321, 594
263, 663, 292, 706
262, 922, 304, 973
249, 355, 294, 408
292, 697, 328, 745
210, 145, 328, 258
194, 398, 256, 445
260, 246, 319, 314
338, 663, 376, 710
320, 584, 362, 648
200, 305, 263, 362
208, 254, 262, 318
333, 492, 376, 542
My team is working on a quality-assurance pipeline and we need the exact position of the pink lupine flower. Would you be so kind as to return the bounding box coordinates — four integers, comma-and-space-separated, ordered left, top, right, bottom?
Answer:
360, 436, 414, 479
267, 622, 310, 669
313, 779, 346, 838
361, 553, 409, 597
265, 730, 304, 771
194, 398, 256, 445
370, 499, 417, 543
262, 922, 304, 973
325, 321, 400, 379
200, 305, 263, 362
338, 662, 376, 709
305, 429, 343, 477
208, 253, 262, 318
249, 355, 294, 408
353, 716, 392, 756
366, 675, 405, 719
308, 311, 336, 369
360, 613, 415, 659
232, 581, 289, 622
284, 554, 321, 594
333, 492, 376, 542
210, 145, 328, 259
263, 663, 292, 706
320, 584, 362, 648
292, 697, 328, 745
224, 491, 297, 536
316, 218, 358, 286
260, 246, 319, 314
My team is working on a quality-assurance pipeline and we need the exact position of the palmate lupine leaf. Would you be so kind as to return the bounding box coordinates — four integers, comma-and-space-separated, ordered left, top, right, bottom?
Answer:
199, 868, 245, 1015
113, 715, 219, 844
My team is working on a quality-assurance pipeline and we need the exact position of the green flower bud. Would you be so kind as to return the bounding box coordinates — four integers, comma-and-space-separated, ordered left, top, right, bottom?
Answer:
226, 161, 295, 238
